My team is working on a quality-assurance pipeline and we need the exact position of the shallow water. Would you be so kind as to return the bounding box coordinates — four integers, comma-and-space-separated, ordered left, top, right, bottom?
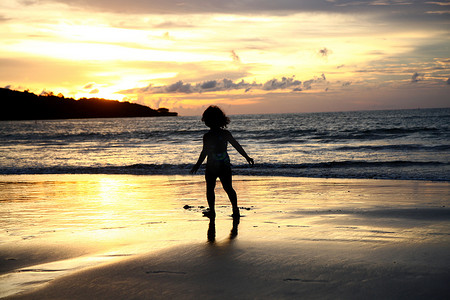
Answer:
1, 175, 449, 298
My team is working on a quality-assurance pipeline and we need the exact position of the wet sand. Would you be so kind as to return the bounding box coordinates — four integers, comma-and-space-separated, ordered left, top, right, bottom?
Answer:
1, 175, 449, 299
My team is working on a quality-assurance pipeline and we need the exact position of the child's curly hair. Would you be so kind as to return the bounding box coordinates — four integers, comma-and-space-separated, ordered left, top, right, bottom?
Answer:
202, 105, 230, 129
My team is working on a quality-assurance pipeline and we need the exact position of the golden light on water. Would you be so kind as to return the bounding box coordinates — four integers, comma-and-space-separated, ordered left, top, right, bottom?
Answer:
0, 173, 449, 299
1, 175, 448, 248
98, 177, 122, 205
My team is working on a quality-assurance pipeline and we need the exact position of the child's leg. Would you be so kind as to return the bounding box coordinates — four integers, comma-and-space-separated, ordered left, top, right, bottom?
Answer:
205, 172, 217, 216
219, 171, 239, 216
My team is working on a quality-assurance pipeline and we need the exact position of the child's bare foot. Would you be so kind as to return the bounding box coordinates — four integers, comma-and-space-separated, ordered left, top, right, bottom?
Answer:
203, 209, 216, 219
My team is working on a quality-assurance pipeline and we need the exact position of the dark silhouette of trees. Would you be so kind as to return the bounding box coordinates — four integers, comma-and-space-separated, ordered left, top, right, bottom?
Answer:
0, 88, 177, 120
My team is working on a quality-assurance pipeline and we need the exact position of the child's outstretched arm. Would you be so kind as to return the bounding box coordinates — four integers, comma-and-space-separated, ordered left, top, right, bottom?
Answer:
190, 137, 207, 174
226, 131, 254, 165
190, 150, 206, 174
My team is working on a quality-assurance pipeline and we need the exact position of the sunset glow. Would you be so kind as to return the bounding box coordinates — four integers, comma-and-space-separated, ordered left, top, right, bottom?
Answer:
1, 0, 449, 115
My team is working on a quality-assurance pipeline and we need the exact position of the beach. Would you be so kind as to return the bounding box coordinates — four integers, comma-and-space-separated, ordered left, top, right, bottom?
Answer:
1, 174, 449, 299
2, 0, 449, 296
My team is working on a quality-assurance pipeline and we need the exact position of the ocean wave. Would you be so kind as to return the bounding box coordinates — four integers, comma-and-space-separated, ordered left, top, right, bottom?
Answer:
2, 124, 447, 146
334, 144, 450, 151
240, 160, 449, 169
312, 128, 447, 142
1, 109, 449, 182
1, 129, 207, 144
240, 127, 449, 144
2, 161, 448, 181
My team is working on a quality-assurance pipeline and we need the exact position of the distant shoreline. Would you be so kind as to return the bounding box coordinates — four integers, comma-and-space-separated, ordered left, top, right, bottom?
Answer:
0, 88, 177, 120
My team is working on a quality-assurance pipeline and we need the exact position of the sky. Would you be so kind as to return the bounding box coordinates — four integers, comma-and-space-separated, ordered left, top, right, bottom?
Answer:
1, 0, 449, 115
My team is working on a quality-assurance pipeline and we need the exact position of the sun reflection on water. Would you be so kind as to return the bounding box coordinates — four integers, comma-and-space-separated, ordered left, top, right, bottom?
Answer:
98, 177, 123, 206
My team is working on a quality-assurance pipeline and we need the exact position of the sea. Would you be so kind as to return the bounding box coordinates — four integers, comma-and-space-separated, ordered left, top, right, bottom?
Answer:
0, 108, 449, 181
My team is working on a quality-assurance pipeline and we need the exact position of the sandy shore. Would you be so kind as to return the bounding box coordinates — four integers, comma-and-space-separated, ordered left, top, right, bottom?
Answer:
1, 175, 449, 299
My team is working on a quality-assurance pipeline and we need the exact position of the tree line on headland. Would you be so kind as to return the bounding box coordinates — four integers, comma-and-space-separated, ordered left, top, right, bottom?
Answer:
0, 88, 177, 120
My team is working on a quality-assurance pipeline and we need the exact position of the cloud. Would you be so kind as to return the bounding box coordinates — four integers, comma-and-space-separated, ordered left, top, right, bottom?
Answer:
140, 79, 251, 94
120, 75, 309, 95
129, 74, 329, 95
231, 50, 241, 63
411, 72, 424, 83
318, 47, 331, 57
200, 80, 217, 89
0, 15, 11, 22
303, 79, 313, 90
165, 81, 193, 93
426, 2, 450, 6
425, 10, 450, 15
302, 74, 327, 90
40, 89, 53, 96
18, 0, 38, 6
262, 76, 302, 91
152, 21, 196, 29
42, 0, 448, 16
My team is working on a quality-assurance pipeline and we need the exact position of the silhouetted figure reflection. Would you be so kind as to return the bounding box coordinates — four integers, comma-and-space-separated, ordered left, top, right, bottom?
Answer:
190, 106, 254, 218
208, 217, 216, 243
230, 216, 239, 240
207, 216, 240, 243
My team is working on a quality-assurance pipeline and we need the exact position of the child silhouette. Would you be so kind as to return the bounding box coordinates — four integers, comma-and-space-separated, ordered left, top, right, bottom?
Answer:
190, 106, 254, 219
